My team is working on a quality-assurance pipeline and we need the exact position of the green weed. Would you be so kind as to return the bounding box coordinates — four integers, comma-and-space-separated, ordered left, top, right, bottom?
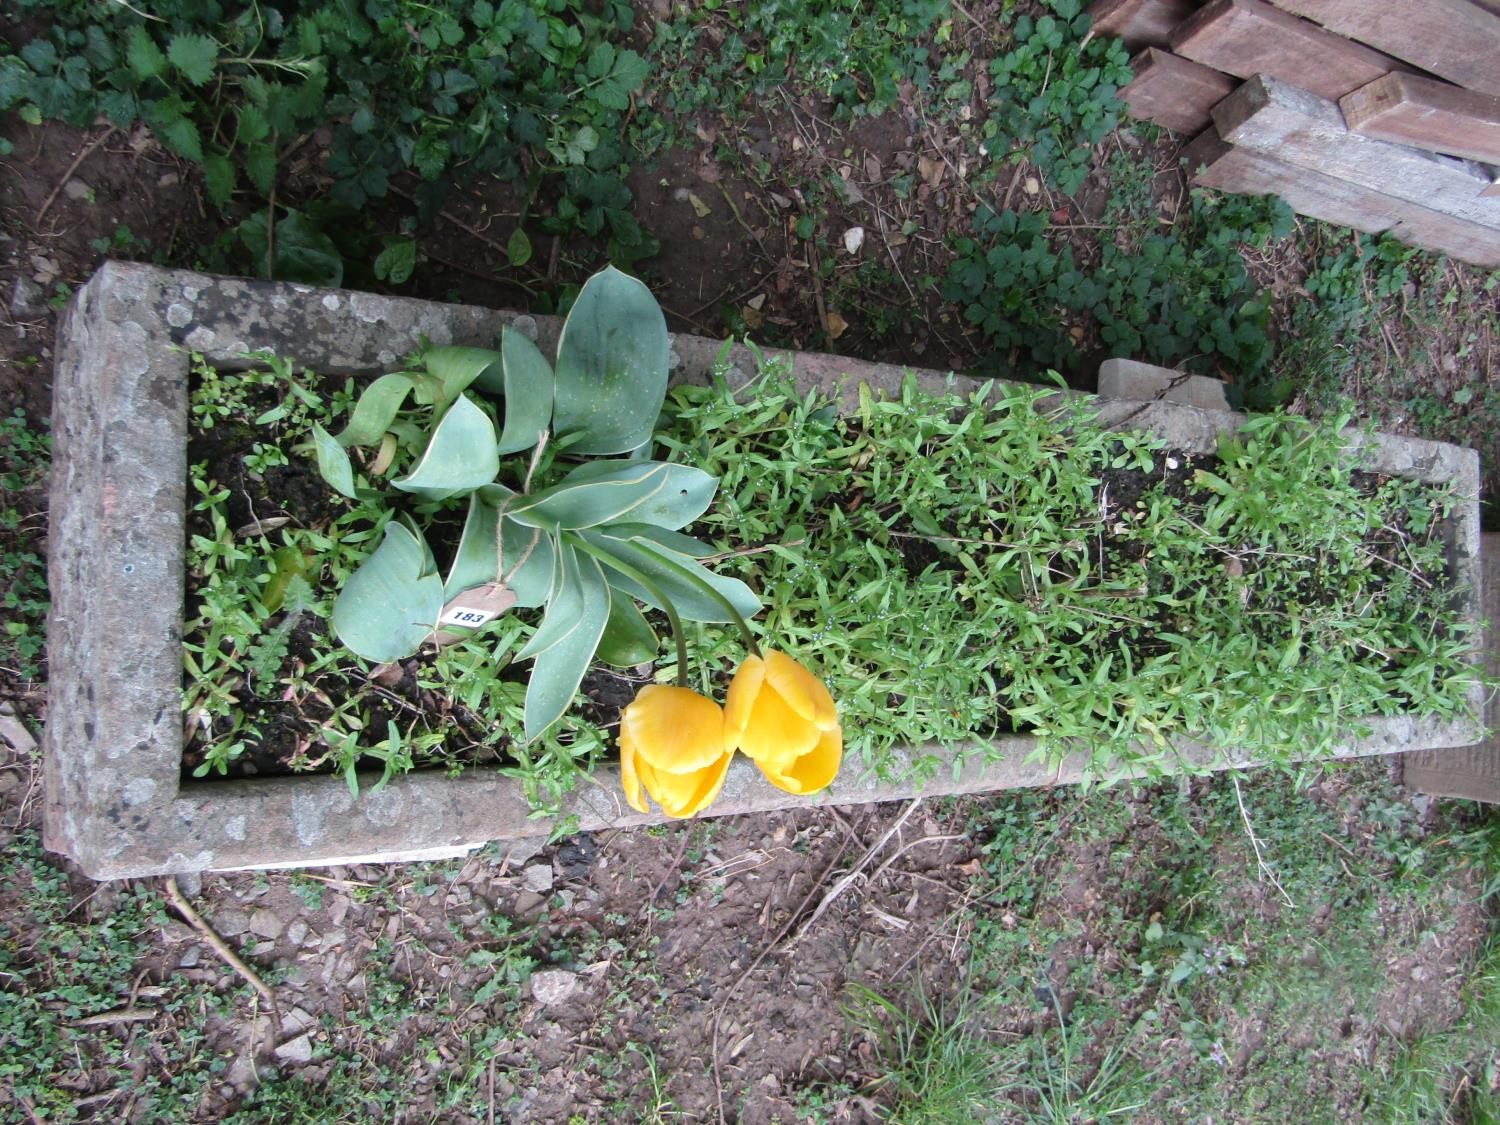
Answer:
649, 0, 954, 122
945, 183, 1293, 380
663, 363, 1477, 784
983, 0, 1131, 196
2, 0, 655, 273
847, 977, 1014, 1123
0, 407, 49, 684
0, 832, 232, 1120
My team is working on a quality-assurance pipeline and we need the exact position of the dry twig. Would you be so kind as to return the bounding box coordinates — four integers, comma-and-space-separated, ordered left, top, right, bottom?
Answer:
789, 799, 922, 945
1232, 774, 1295, 907
164, 876, 278, 1006
36, 126, 117, 226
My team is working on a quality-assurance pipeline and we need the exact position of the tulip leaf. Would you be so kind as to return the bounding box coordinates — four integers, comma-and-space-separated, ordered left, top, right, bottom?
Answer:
596, 587, 658, 666
392, 394, 500, 501
616, 464, 717, 530
552, 265, 669, 455
422, 345, 502, 414
336, 372, 416, 447
332, 520, 444, 662
497, 327, 555, 454
312, 422, 356, 498
507, 460, 673, 531
524, 549, 610, 741
581, 530, 760, 623
603, 523, 715, 557
444, 494, 556, 609
516, 539, 586, 660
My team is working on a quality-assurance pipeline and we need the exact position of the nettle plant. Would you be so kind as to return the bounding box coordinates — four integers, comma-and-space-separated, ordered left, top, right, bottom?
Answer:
313, 268, 840, 814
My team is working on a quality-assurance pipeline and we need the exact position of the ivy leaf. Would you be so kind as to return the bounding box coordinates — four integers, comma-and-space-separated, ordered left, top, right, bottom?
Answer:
125, 26, 166, 80
167, 33, 219, 86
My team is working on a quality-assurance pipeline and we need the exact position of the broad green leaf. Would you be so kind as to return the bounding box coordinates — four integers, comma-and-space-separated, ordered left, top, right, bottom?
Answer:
444, 495, 554, 608
496, 327, 553, 454
243, 140, 276, 194
237, 210, 342, 285
125, 26, 166, 79
336, 372, 416, 447
393, 394, 499, 501
581, 531, 760, 623
202, 152, 235, 207
312, 423, 355, 498
268, 210, 343, 286
332, 521, 444, 663
552, 266, 669, 455
507, 227, 532, 267
596, 588, 657, 667
523, 549, 610, 741
507, 460, 672, 531
154, 114, 204, 163
374, 239, 417, 284
516, 539, 585, 661
167, 33, 218, 86
422, 346, 501, 414
236, 104, 270, 144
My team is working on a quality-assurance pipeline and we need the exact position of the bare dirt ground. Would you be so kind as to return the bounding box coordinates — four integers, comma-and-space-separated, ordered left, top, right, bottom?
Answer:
2, 23, 1498, 1122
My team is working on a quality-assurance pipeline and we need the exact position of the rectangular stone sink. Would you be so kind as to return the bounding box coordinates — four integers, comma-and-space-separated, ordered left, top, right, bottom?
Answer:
43, 262, 1485, 878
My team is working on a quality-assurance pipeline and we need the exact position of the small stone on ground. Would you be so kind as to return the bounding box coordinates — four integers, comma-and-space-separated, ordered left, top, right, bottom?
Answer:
529, 969, 579, 1007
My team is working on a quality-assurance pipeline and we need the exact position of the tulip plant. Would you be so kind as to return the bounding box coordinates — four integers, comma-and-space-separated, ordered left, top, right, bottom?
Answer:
312, 266, 839, 816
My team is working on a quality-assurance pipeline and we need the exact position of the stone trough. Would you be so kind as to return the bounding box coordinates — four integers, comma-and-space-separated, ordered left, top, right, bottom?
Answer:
43, 262, 1485, 879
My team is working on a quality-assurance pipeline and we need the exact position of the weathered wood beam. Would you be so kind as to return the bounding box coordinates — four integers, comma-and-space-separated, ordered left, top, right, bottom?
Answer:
1183, 129, 1500, 264
1171, 0, 1404, 100
1266, 0, 1500, 97
1181, 130, 1393, 233
1340, 72, 1500, 167
1213, 75, 1500, 227
1087, 0, 1200, 47
1120, 48, 1239, 134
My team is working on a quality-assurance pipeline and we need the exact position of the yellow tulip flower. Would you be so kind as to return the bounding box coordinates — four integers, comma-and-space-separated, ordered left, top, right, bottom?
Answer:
619, 684, 733, 818
724, 651, 841, 795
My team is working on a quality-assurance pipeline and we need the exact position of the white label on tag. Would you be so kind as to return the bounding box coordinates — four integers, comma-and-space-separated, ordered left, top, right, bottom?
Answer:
439, 606, 499, 628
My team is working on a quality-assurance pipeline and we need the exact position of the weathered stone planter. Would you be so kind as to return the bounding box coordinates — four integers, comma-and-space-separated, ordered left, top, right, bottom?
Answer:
44, 262, 1485, 879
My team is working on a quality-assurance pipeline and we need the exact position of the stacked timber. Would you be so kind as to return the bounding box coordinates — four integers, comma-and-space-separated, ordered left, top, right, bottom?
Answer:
1091, 0, 1500, 267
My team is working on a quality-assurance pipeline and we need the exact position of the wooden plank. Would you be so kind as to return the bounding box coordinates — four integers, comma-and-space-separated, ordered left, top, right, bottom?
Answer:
1120, 48, 1239, 134
1183, 130, 1500, 264
1341, 73, 1500, 166
1212, 75, 1500, 227
1171, 0, 1404, 100
1390, 210, 1500, 266
1266, 0, 1500, 97
1088, 0, 1200, 47
1181, 129, 1394, 232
